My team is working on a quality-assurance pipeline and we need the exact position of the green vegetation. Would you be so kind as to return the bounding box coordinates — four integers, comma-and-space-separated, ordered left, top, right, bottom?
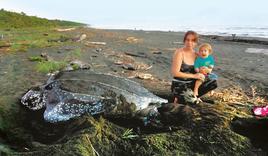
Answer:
0, 9, 86, 28
0, 40, 10, 47
0, 9, 87, 52
64, 48, 82, 60
0, 27, 78, 52
36, 61, 67, 73
0, 144, 13, 154
121, 128, 138, 140
0, 93, 255, 155
71, 64, 80, 70
29, 48, 83, 73
11, 29, 73, 52
28, 56, 45, 62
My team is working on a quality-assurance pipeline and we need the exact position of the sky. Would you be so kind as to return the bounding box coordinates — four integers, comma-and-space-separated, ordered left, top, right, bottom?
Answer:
1, 0, 268, 30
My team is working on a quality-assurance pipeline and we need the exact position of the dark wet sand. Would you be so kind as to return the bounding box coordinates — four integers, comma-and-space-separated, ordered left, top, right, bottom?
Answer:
99, 29, 268, 96
1, 27, 267, 101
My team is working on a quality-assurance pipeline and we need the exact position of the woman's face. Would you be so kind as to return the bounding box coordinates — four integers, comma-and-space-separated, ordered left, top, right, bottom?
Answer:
184, 34, 197, 49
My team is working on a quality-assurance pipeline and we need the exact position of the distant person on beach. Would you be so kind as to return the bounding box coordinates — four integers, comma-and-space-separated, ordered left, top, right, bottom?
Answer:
171, 31, 217, 104
193, 43, 218, 101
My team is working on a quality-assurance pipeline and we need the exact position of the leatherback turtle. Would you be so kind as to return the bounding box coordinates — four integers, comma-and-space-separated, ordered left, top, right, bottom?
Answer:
21, 70, 167, 123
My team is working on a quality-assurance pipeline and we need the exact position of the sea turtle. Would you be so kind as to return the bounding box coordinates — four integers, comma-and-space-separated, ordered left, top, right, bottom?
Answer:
21, 70, 167, 123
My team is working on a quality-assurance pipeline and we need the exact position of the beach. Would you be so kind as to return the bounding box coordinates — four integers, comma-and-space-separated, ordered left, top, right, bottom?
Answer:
2, 27, 267, 93
71, 28, 268, 96
0, 27, 268, 155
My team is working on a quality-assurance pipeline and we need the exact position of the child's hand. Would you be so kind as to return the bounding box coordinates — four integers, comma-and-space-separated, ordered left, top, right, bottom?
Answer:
200, 66, 213, 74
200, 67, 209, 74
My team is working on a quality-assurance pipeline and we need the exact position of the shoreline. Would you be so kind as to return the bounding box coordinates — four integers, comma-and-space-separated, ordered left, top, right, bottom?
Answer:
92, 26, 268, 44
200, 34, 268, 45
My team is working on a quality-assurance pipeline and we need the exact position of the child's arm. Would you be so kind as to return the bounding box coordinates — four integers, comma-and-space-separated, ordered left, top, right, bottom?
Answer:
207, 55, 215, 74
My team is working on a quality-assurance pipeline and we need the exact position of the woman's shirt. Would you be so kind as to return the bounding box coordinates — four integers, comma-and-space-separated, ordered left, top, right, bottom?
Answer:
173, 51, 196, 81
180, 61, 195, 74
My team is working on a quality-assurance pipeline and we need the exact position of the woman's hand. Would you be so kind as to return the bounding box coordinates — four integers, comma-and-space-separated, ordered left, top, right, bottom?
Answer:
194, 73, 205, 80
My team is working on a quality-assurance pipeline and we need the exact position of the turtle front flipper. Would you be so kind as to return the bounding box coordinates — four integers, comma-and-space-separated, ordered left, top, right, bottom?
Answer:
43, 89, 114, 123
21, 87, 46, 110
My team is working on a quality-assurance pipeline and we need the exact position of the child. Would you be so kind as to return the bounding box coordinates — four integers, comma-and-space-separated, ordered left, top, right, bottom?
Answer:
193, 43, 215, 100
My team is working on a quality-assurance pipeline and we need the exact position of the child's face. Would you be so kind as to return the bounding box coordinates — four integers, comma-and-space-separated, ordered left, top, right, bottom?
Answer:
199, 47, 210, 58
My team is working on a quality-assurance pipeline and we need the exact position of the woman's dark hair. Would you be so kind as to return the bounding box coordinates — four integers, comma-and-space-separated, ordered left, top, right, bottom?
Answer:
183, 30, 199, 43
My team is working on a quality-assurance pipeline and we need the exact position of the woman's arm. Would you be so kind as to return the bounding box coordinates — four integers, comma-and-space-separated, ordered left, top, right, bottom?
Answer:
171, 49, 198, 79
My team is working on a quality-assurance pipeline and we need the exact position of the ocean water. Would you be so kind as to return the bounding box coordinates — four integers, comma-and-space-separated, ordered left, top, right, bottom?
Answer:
94, 24, 268, 39
176, 25, 268, 39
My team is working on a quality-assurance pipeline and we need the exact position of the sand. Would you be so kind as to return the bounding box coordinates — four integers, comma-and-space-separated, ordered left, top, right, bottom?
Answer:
0, 27, 268, 155
90, 28, 268, 96
1, 27, 267, 101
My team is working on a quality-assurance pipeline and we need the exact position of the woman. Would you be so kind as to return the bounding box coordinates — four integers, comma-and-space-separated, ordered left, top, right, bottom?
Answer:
171, 31, 217, 104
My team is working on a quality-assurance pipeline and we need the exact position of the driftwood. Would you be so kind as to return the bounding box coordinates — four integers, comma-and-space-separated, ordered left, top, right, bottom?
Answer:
124, 52, 147, 58
76, 34, 87, 42
152, 51, 162, 54
0, 42, 11, 48
55, 27, 76, 32
126, 37, 140, 43
85, 41, 106, 45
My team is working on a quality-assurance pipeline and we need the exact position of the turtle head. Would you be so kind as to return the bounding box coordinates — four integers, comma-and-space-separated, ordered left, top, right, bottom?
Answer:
21, 86, 46, 110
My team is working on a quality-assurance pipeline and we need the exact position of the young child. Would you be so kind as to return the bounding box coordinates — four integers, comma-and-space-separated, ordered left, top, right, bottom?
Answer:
193, 43, 215, 99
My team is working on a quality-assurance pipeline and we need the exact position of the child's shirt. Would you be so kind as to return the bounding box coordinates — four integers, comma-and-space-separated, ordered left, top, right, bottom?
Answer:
194, 55, 215, 69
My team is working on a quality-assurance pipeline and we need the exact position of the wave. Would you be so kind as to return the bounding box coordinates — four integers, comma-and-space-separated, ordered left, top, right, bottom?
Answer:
176, 26, 268, 38
92, 24, 268, 38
